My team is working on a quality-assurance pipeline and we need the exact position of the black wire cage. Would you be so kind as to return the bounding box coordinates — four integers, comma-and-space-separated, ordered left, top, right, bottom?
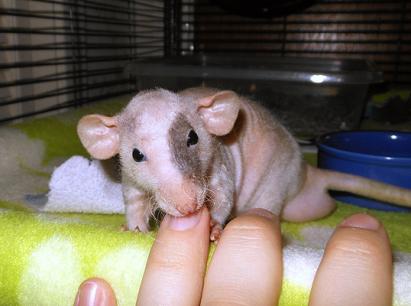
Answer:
1, 0, 410, 123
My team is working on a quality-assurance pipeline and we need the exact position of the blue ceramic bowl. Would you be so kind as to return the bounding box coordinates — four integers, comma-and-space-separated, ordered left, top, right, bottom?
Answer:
317, 131, 411, 211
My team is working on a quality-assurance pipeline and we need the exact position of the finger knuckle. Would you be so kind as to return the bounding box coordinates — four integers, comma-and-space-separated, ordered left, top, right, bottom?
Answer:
329, 233, 384, 265
224, 216, 276, 246
151, 240, 192, 272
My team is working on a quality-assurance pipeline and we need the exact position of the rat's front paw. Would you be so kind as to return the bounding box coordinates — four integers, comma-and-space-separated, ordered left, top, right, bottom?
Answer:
210, 219, 223, 241
124, 218, 150, 233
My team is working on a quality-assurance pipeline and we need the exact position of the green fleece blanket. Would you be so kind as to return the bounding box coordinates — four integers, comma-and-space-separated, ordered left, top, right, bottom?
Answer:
0, 96, 410, 306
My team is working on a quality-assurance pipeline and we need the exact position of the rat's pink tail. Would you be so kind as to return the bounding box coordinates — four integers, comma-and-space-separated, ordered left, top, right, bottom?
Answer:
320, 169, 411, 208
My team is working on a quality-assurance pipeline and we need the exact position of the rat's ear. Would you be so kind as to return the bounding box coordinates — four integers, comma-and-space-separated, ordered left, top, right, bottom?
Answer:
77, 114, 119, 160
198, 91, 240, 136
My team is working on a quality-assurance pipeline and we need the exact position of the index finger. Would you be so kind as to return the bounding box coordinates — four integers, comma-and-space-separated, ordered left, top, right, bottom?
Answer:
136, 208, 210, 306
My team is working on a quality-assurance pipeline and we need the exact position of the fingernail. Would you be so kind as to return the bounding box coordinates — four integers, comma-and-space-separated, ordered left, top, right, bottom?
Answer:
166, 208, 203, 231
340, 214, 380, 231
245, 208, 275, 221
75, 280, 109, 306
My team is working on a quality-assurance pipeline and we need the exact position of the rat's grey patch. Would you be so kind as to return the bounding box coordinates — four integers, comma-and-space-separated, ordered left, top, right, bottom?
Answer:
169, 113, 202, 179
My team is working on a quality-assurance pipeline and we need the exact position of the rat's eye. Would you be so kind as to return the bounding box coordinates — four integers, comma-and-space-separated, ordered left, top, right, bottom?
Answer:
132, 148, 146, 162
187, 130, 198, 147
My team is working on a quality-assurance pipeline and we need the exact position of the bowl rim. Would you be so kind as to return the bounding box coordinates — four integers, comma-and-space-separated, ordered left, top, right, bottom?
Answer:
316, 130, 411, 165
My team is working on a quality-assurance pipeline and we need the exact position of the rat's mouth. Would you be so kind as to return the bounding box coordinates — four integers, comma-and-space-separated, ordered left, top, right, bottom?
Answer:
159, 204, 201, 217
158, 195, 206, 217
156, 184, 207, 217
176, 203, 203, 216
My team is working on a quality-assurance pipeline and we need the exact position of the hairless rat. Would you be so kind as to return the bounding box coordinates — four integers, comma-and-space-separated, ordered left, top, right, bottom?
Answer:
77, 87, 411, 240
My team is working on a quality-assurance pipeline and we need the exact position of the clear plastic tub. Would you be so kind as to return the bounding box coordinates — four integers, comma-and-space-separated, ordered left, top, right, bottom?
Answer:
125, 54, 383, 137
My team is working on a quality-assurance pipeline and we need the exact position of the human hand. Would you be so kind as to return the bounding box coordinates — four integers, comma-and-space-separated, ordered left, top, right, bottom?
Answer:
74, 209, 392, 306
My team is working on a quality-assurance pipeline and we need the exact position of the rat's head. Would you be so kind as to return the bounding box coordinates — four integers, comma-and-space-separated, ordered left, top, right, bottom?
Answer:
77, 88, 240, 216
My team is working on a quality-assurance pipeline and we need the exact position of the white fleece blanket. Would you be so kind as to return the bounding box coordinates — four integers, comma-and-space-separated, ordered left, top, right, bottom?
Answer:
44, 156, 124, 214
